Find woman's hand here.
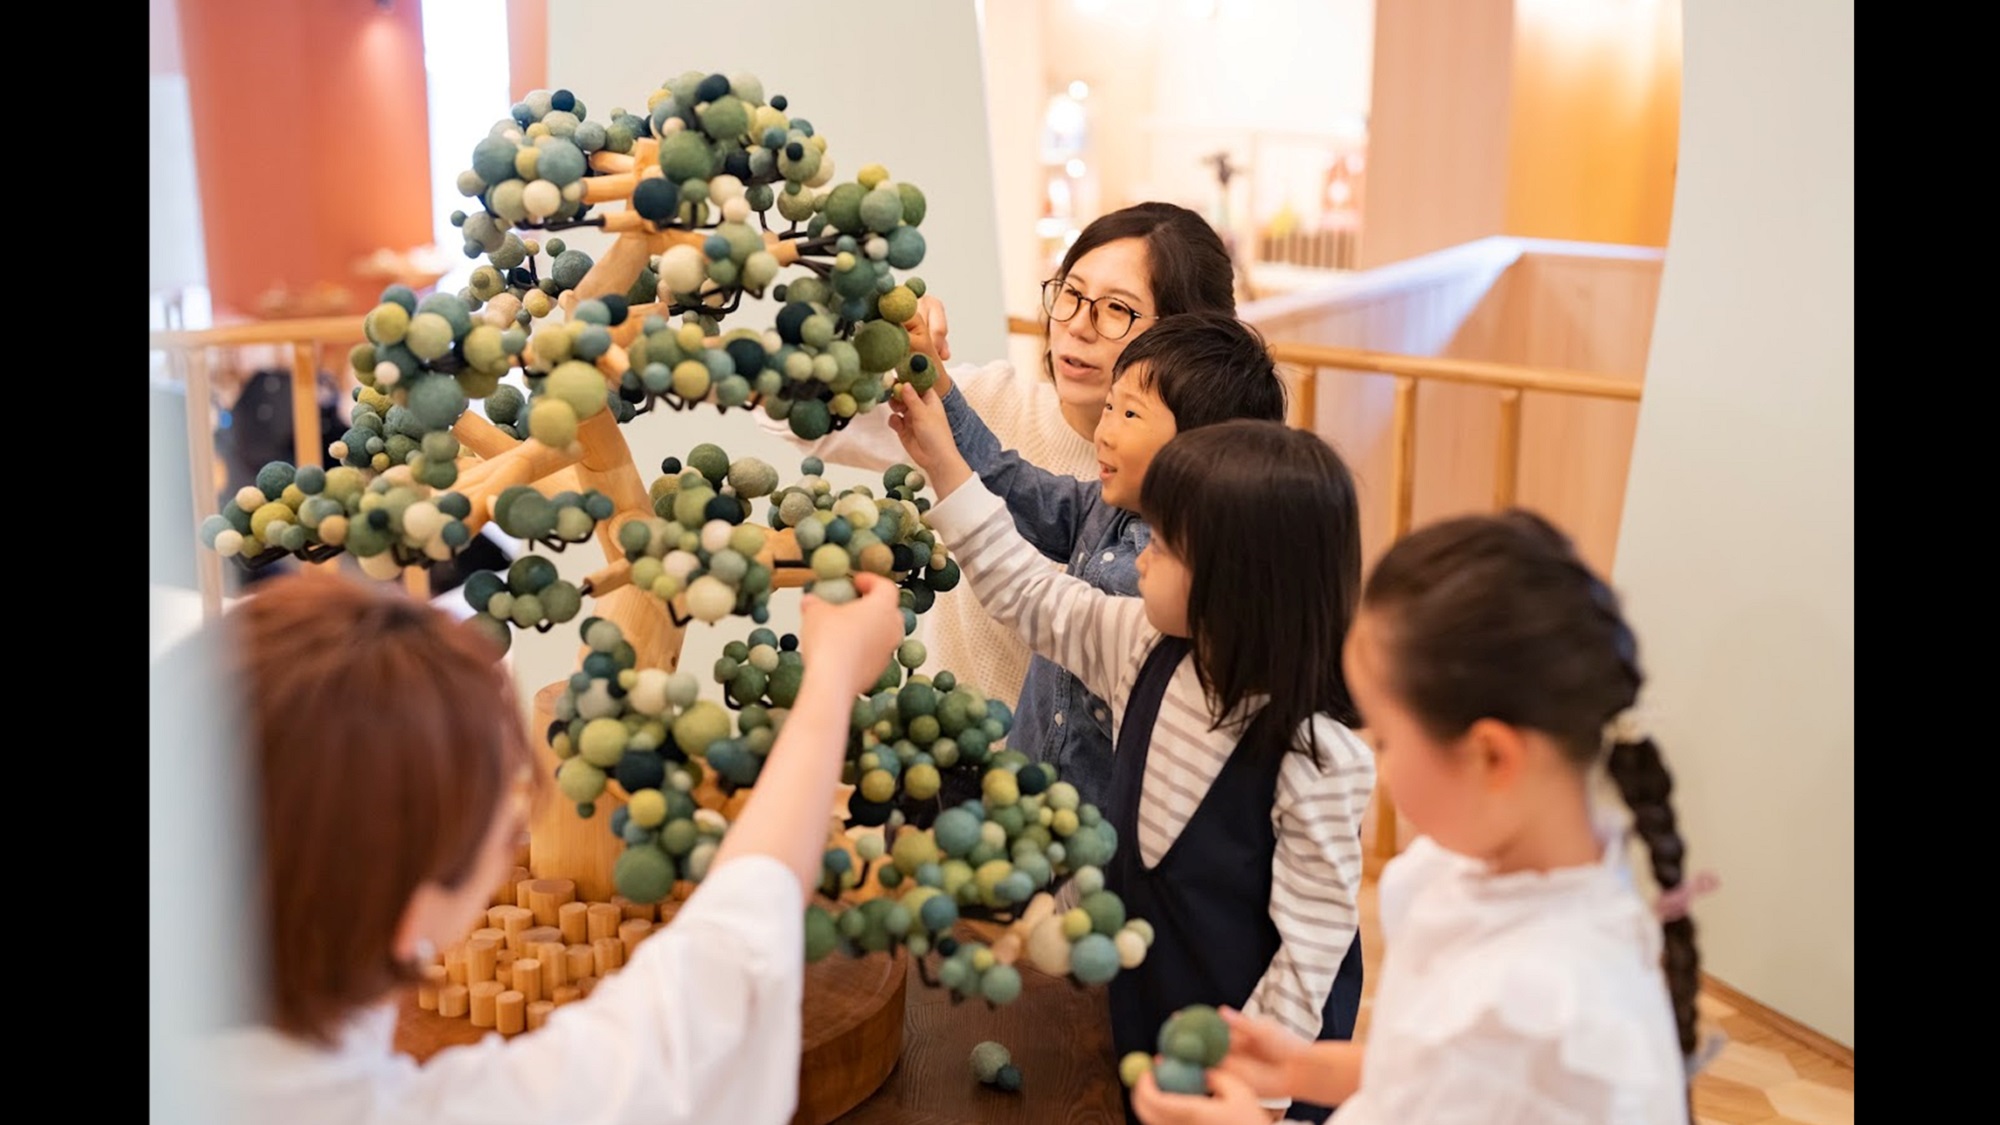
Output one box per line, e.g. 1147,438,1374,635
886,383,972,499
901,293,955,397
798,572,905,698
1130,1069,1271,1125
1214,1007,1311,1101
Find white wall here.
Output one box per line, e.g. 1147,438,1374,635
506,0,1009,714
1612,0,1852,1047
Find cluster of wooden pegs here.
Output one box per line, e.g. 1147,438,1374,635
414,837,668,1037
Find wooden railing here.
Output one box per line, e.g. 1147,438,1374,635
150,316,373,618
1008,315,1646,864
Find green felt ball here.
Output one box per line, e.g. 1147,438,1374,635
613,844,677,904
685,442,730,484
896,183,927,228
1068,933,1120,986
859,185,905,234
1160,1005,1230,1067
556,757,607,803
578,717,628,768
1152,1057,1207,1097
852,319,907,374
886,226,927,270
1080,890,1126,937
404,312,455,362
824,181,866,234
993,1064,1022,1093
483,384,526,425
1119,1052,1152,1089
970,1040,1012,1084
804,905,839,962
406,373,469,432
508,553,557,596
658,130,715,181
552,249,594,290
980,964,1023,1006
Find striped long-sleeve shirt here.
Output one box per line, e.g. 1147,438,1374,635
926,479,1375,1043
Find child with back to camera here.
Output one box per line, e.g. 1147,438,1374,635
1131,509,1711,1125
172,567,905,1125
890,407,1374,1124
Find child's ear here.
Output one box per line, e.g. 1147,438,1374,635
1465,718,1527,793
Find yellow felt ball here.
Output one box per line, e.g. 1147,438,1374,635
318,514,349,546
281,484,307,511
532,326,574,365
671,359,711,400
529,396,580,448
627,787,668,828
858,163,890,189
546,360,608,419
1062,908,1093,941
1115,929,1148,969
249,501,294,545
524,289,553,318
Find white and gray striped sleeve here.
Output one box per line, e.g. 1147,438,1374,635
1239,719,1377,1043
923,479,1153,706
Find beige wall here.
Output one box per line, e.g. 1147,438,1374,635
1613,0,1852,1047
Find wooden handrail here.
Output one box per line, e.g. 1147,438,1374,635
1005,314,1641,401
149,316,367,350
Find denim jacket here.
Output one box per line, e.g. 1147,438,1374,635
942,384,1149,814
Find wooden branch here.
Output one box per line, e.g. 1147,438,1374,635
454,411,519,460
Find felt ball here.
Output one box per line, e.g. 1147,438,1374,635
685,575,736,623
658,130,714,181
886,225,927,270
1026,915,1073,977
364,301,411,347
672,700,731,758
970,1040,1012,1084
577,717,627,768
1151,1057,1207,1097
556,757,607,803
1080,891,1126,936
613,844,677,904
980,963,1023,1006
804,905,839,962
1068,933,1120,986
860,185,905,234
546,360,608,420
627,787,668,829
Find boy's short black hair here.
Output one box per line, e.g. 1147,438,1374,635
1110,310,1287,430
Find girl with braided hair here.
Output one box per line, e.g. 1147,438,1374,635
1132,508,1708,1125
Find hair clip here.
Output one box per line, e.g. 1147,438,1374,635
1685,1029,1728,1079
1655,870,1719,923
1602,707,1647,748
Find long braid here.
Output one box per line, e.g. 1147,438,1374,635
1606,734,1701,1058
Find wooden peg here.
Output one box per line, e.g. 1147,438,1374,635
496,989,526,1036
557,901,591,945
565,943,596,982
438,983,469,1019
527,999,555,1031
468,981,504,1028
593,936,624,976
551,984,581,1007
467,936,500,984
577,975,599,999
586,903,623,942
417,965,447,1011
611,895,656,923
444,945,468,986
520,925,564,954
490,906,534,953
511,958,544,1004
619,918,652,959
531,940,568,993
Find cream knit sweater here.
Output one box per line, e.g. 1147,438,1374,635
753,359,1097,710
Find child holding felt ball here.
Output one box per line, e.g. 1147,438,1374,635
1131,511,1706,1125
172,568,907,1125
889,406,1374,1125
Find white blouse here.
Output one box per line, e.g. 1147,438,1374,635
195,855,805,1125
1327,825,1690,1125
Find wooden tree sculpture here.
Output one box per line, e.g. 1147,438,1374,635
195,73,1153,1123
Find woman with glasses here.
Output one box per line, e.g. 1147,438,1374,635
757,201,1238,720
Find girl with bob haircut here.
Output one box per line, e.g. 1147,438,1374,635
893,410,1374,1124
1133,510,1706,1125
175,567,906,1125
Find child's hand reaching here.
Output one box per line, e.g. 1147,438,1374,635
798,572,906,698
1214,1007,1311,1100
1130,1069,1269,1125
899,293,955,397
887,383,973,499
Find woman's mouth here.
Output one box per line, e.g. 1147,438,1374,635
1056,355,1099,382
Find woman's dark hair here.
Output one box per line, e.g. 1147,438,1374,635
1139,420,1361,771
1111,310,1287,431
1359,508,1702,1060
1041,201,1237,383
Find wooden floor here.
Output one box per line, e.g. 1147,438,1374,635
1350,872,1855,1125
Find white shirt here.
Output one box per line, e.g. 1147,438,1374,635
1327,828,1690,1125
196,855,805,1125
927,480,1373,1048
754,358,1098,711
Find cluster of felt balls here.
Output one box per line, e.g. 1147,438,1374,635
766,457,962,613
1121,1004,1232,1097
459,554,585,656
620,443,785,625
351,285,524,417
199,460,476,579
970,1041,1023,1093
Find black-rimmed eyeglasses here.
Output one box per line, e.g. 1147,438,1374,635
1041,278,1157,341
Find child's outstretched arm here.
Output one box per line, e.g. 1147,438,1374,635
901,310,1099,561
710,571,907,900
1238,726,1374,1060
899,418,1153,708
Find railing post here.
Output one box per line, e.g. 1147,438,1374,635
183,348,226,620
1495,388,1522,509
1389,375,1419,539
1287,365,1318,432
